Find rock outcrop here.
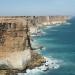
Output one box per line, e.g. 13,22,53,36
26,51,46,69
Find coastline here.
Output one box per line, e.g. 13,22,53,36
0,16,70,75
26,18,71,73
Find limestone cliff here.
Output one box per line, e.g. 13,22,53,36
25,16,70,26
0,16,70,64
0,17,32,57
0,17,33,71
0,16,70,75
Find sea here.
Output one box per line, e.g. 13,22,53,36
19,17,75,75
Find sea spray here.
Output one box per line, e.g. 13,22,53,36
18,56,62,75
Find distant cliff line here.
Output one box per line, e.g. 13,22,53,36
0,16,70,25
31,16,70,25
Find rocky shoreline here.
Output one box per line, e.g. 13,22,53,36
0,51,46,75
27,51,46,69
0,16,70,75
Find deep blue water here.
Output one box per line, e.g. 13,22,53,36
33,17,75,75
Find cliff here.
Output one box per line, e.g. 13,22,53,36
0,17,33,75
27,16,70,26
0,16,70,75
0,16,46,75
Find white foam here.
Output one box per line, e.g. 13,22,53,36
18,57,62,75
65,22,71,25
39,31,47,36
43,57,61,69
18,68,43,75
30,34,37,37
45,25,54,29
50,29,59,32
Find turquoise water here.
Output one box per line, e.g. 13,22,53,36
33,18,75,75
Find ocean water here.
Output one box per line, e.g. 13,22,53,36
19,17,75,75
30,17,75,75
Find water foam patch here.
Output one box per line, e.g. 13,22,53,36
18,57,63,75
63,22,71,25
43,57,62,69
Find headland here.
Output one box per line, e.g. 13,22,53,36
0,16,70,75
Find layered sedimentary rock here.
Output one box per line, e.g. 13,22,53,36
27,16,70,26
0,17,32,57
0,16,69,53
0,16,70,75
0,17,33,71
28,16,70,34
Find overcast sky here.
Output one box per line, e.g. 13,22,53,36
0,0,75,16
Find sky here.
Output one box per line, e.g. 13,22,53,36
0,0,75,16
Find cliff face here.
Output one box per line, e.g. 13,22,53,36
0,16,70,59
0,16,69,70
0,16,70,75
0,17,32,58
0,17,31,72
25,16,70,26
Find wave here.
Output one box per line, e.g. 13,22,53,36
30,22,71,37
44,24,62,30
66,22,71,25
49,22,71,27
30,31,47,37
63,22,71,25
40,30,47,35
50,29,59,32
18,57,63,75
44,25,56,29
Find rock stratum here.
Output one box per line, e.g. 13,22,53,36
0,16,69,75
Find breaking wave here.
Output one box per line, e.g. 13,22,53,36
18,57,63,75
